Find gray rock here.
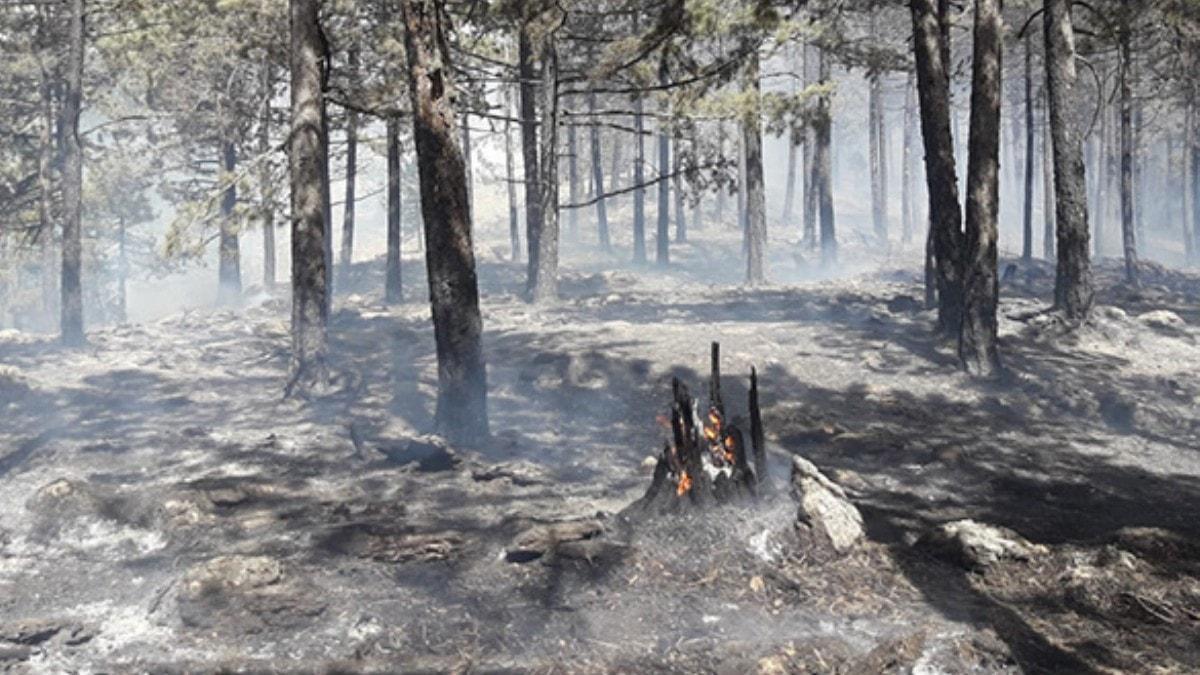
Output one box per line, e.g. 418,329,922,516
1137,310,1186,332
790,456,864,553
918,519,1046,570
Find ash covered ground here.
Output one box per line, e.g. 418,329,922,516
2,233,1200,673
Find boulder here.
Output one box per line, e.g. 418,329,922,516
1137,310,1186,332
918,519,1046,570
790,456,864,553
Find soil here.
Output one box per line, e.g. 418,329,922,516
1,231,1198,673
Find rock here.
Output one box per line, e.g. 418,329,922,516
507,519,604,563
640,455,659,473
885,295,924,314
1098,306,1128,322
377,436,459,472
1137,310,1186,332
918,519,1046,570
790,456,864,553
182,555,283,597
322,525,462,563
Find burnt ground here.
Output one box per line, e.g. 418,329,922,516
1,234,1199,673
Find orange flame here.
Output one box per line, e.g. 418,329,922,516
723,435,737,465
676,471,693,496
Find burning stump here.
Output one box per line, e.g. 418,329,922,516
632,343,769,514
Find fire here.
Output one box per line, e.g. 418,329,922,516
723,434,737,465
676,470,693,496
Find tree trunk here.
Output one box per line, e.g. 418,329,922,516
531,32,560,302
259,58,276,290
1192,100,1200,260
689,123,703,231
38,59,56,319
674,127,687,243
400,0,489,444
782,44,799,230
1119,22,1138,285
814,47,836,265
656,56,670,267
287,0,330,392
386,116,403,304
60,0,84,346
959,0,1003,377
504,76,521,261
902,70,915,245
116,216,127,323
518,20,544,285
1044,0,1093,321
1022,35,1035,261
743,43,766,284
717,122,728,226
338,52,359,288
869,14,887,247
803,44,817,250
1178,121,1191,259
462,112,473,221
1042,94,1055,260
910,0,964,336
588,92,610,250
737,131,748,248
1134,102,1144,245
632,10,647,265
566,97,579,242
217,139,241,305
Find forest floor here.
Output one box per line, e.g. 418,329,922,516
2,228,1200,673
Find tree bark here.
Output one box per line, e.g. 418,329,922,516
259,57,276,290
288,0,330,392
1118,20,1138,285
782,44,799,231
1192,100,1200,260
385,116,403,304
588,92,610,250
743,43,766,284
869,14,887,246
217,139,241,305
959,0,1003,377
531,32,560,302
566,97,579,242
717,122,728,227
814,47,836,265
462,112,473,221
400,0,489,444
673,127,687,243
60,0,84,346
1042,94,1055,261
632,11,647,264
338,51,360,288
38,58,56,319
1022,35,1035,261
902,69,915,245
910,0,964,335
803,43,817,250
1044,0,1093,321
656,55,670,267
504,75,521,261
517,20,544,285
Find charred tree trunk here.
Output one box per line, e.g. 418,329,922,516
902,70,916,245
782,44,799,231
588,92,610,250
400,0,489,444
217,139,241,305
1022,35,1035,261
803,44,817,250
517,21,544,287
566,99,579,242
462,112,473,221
869,16,887,246
911,0,964,336
287,0,330,393
259,58,276,290
504,76,521,262
743,44,766,285
1042,95,1055,261
1119,16,1138,285
1044,0,1093,321
337,110,359,285
531,32,560,303
815,48,836,265
632,11,647,265
717,122,728,226
674,129,688,243
959,0,1003,377
656,56,670,267
37,58,56,319
60,0,84,346
338,52,360,288
689,124,702,232
385,116,403,304
737,132,748,244
1192,100,1200,260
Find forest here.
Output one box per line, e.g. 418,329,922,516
1,0,1199,671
